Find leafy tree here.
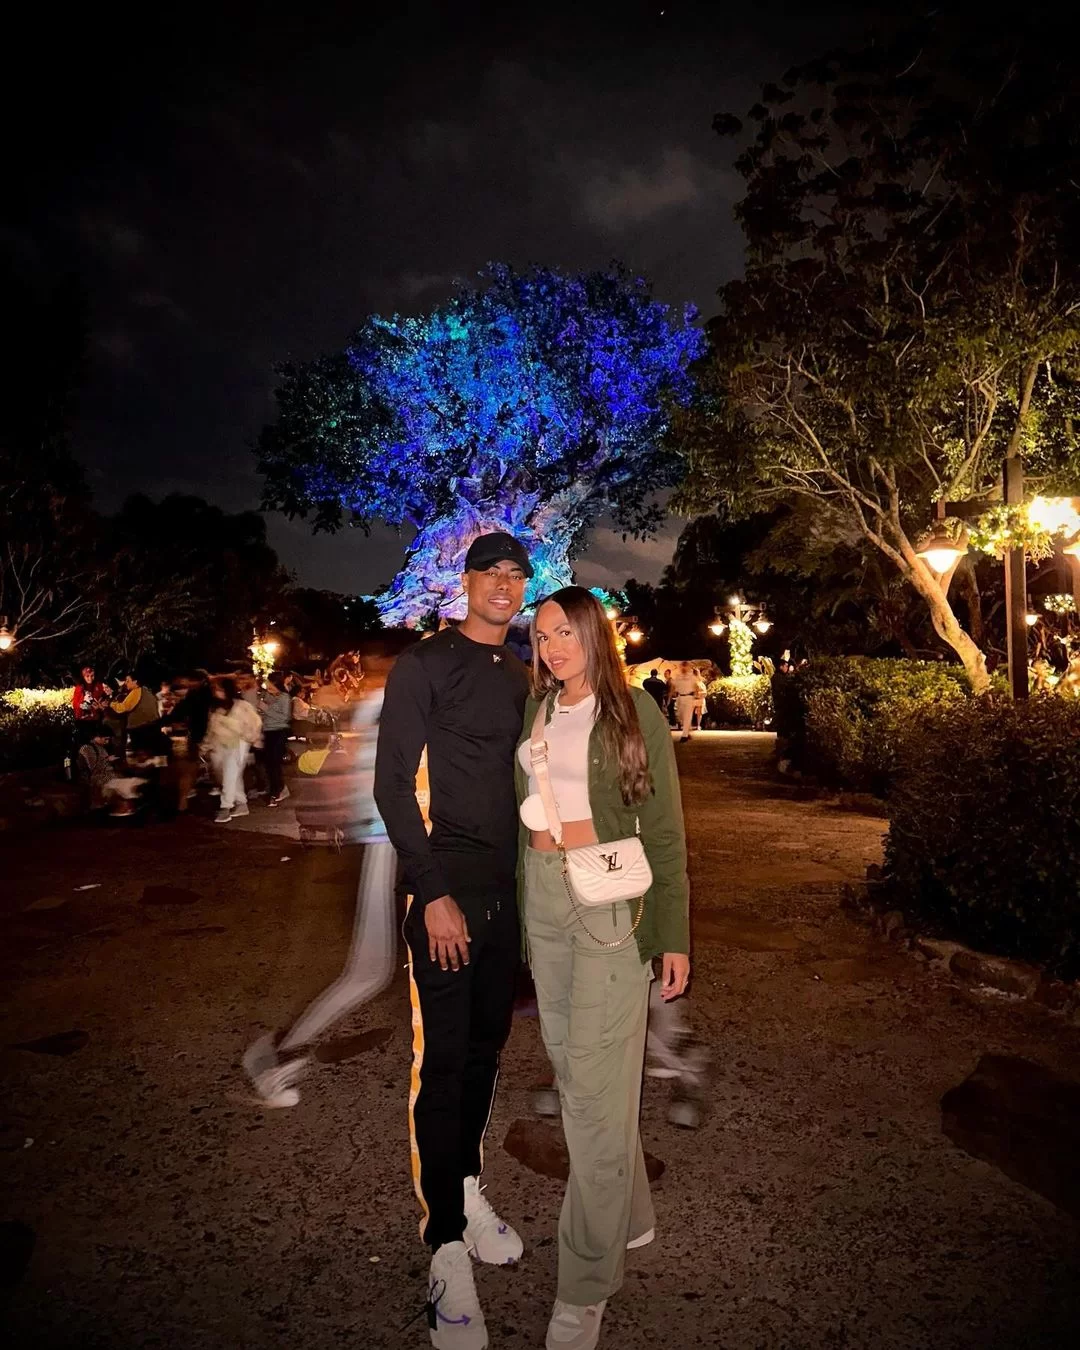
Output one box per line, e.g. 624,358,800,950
675,19,1080,692
258,264,704,625
89,495,292,671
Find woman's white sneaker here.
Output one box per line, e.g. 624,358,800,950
545,1298,607,1350
428,1240,488,1349
462,1176,523,1264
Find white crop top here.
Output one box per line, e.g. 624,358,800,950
517,693,595,830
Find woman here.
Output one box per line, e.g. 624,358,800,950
203,678,261,823
515,586,689,1350
72,666,108,724
259,671,292,806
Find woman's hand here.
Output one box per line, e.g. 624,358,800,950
660,952,690,1001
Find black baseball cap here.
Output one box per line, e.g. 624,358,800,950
463,531,534,578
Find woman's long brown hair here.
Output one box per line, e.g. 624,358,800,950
531,586,651,806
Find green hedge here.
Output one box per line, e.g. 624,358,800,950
0,696,75,774
706,675,772,728
772,657,970,794
886,697,1080,977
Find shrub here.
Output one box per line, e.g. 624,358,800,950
706,675,772,728
886,697,1080,977
0,689,76,774
773,657,969,793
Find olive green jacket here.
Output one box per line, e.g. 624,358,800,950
514,685,690,964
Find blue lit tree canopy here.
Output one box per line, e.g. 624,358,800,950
258,264,704,624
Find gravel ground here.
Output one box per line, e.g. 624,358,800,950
2,731,1078,1350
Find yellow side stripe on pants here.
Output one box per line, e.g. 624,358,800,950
404,894,430,1243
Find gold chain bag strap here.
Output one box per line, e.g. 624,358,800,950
529,702,651,949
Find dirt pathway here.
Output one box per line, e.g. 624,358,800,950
2,732,1078,1349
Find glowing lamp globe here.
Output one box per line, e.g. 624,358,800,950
917,528,966,574
627,627,644,644
709,620,725,637
605,607,619,621
754,617,772,635
1025,612,1040,627
0,621,13,652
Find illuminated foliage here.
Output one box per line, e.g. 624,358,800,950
258,265,703,624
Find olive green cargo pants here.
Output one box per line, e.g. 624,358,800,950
524,847,655,1306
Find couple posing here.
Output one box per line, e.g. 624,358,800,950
374,533,690,1350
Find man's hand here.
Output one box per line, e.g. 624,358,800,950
425,895,471,972
659,952,690,1001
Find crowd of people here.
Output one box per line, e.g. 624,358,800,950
68,659,380,823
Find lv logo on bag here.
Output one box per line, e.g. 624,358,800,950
600,851,621,873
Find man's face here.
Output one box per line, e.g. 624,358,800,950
462,559,527,627
124,675,137,691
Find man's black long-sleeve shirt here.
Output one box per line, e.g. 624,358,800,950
373,628,529,905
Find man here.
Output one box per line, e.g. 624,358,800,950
642,667,668,712
109,670,163,757
669,661,700,742
375,532,531,1350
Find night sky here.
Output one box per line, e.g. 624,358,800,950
7,1,878,594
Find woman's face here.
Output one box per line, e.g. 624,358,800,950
82,667,95,683
536,601,587,686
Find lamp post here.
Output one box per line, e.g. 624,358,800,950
918,460,1029,699
604,606,644,664
708,595,771,678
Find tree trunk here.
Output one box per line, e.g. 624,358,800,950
905,554,991,693
953,558,984,646
374,486,588,627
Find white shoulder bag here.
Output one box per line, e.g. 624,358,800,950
529,701,652,948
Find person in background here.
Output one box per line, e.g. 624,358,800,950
516,586,689,1350
642,668,667,713
668,661,699,743
260,671,292,807
76,724,114,810
662,668,677,727
72,666,108,725
693,667,708,731
243,629,418,1105
203,678,262,823
109,670,163,757
156,679,177,722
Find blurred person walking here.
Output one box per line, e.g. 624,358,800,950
516,587,689,1350
242,631,417,1105
204,679,261,822
374,532,532,1350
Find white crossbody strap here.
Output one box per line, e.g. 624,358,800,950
529,701,564,845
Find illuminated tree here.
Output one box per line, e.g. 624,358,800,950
675,19,1080,692
258,264,704,625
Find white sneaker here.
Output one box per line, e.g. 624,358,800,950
463,1176,523,1265
276,785,290,802
546,1298,606,1350
626,1227,654,1250
427,1241,487,1349
230,803,250,818
214,808,232,824
242,1034,308,1108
